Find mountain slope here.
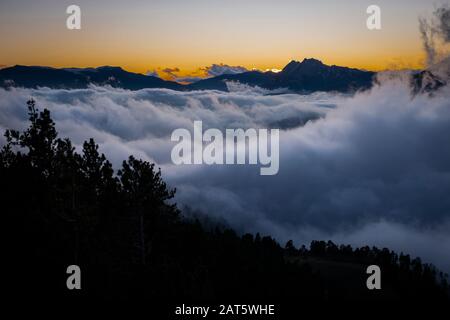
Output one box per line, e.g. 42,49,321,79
0,65,183,90
274,58,375,92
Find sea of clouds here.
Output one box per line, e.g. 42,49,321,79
1,77,450,271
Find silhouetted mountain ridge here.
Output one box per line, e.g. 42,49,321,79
188,58,376,92
0,65,182,90
1,59,375,93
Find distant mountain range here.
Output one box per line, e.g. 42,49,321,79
0,59,378,93
188,58,375,93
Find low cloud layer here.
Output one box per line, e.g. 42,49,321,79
1,78,450,271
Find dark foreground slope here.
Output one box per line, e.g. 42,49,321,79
2,100,448,308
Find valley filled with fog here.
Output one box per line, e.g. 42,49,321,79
1,74,450,271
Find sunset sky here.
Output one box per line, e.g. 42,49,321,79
0,0,442,78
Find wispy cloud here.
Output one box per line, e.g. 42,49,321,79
146,63,251,83
202,63,249,77
419,4,450,66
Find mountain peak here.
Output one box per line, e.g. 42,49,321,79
300,58,324,66
282,60,301,73
96,66,124,72
282,58,325,73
